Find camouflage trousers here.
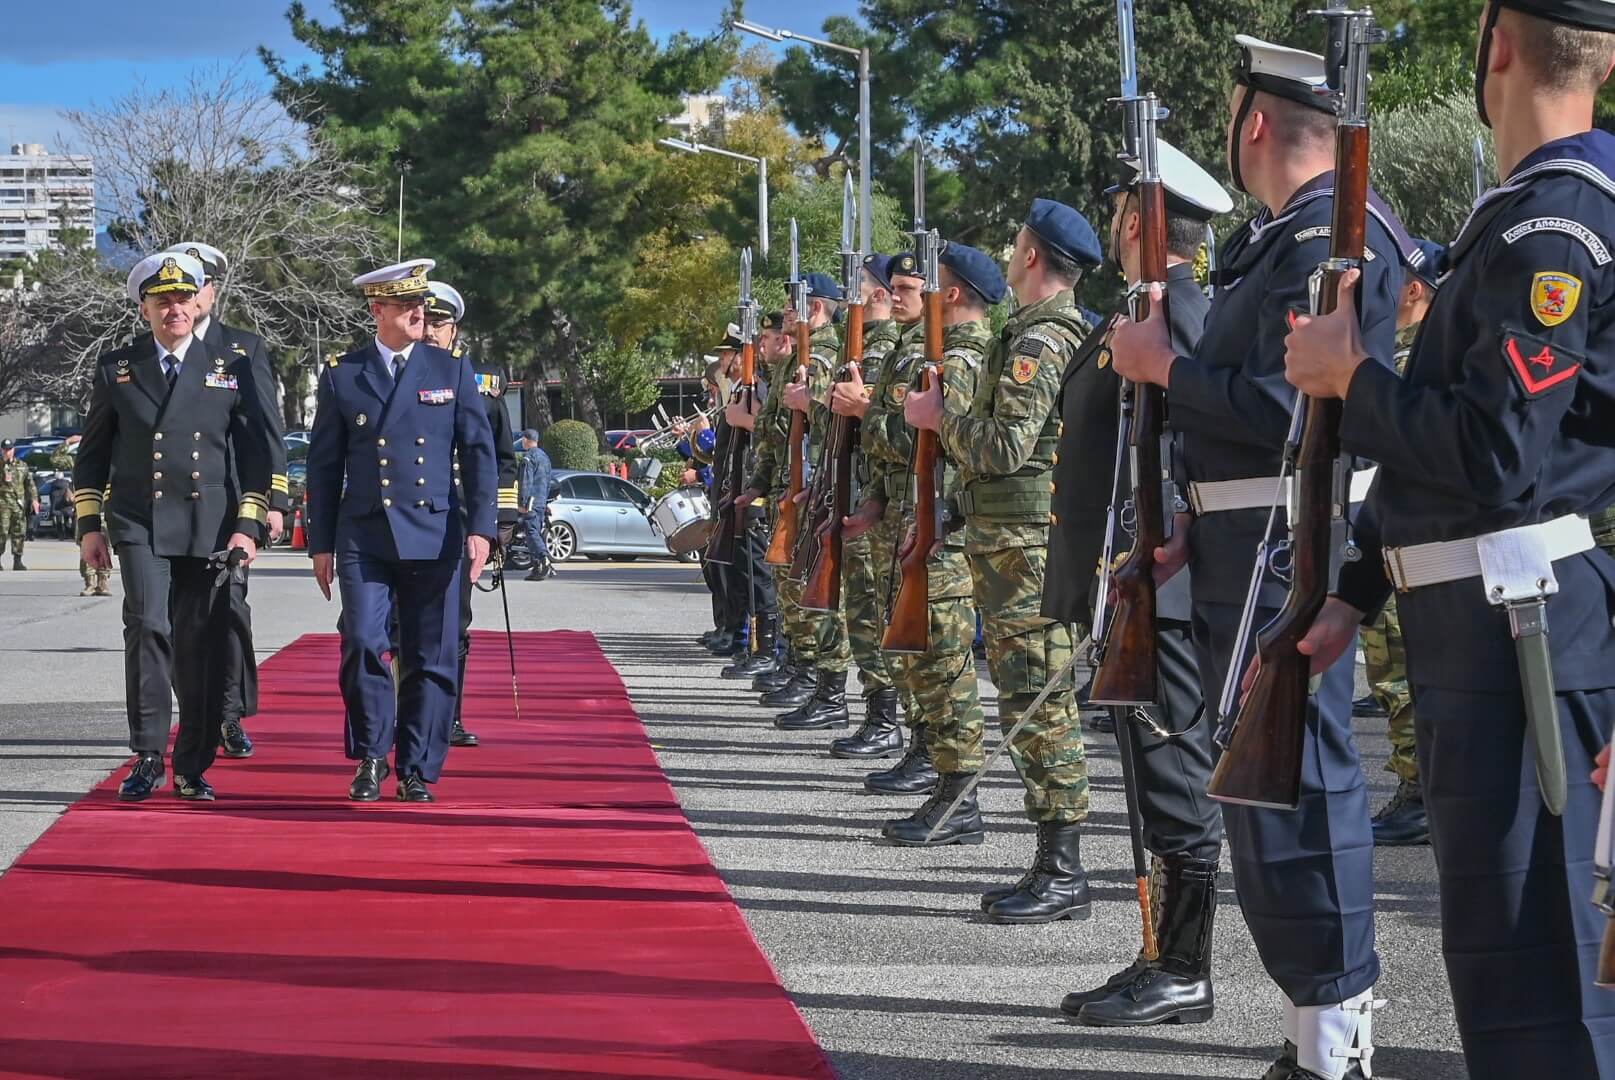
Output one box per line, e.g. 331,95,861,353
867,508,920,722
775,566,849,673
0,504,23,557
843,532,894,694
969,542,1087,823
1363,599,1417,785
888,544,984,773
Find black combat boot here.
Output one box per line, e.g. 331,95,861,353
1371,779,1429,846
984,820,1092,924
11,555,23,571
723,614,779,678
882,771,985,846
1075,855,1217,1026
775,668,850,730
760,665,815,708
864,722,939,794
830,688,903,759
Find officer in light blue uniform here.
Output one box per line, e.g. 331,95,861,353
304,258,498,803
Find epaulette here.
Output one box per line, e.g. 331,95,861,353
229,341,249,356
452,344,465,358
327,354,341,368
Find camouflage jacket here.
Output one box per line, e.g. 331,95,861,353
0,456,37,508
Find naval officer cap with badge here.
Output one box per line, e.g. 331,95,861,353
303,258,499,804
1285,2,1615,1075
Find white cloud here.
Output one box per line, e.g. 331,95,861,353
0,104,82,153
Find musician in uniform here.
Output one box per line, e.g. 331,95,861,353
423,279,519,748
869,242,996,848
158,241,286,760
702,328,747,655
712,327,777,667
1284,3,1615,1073
1047,143,1232,1026
825,254,904,757
1108,35,1413,1076
304,258,497,803
74,251,276,802
905,200,1097,923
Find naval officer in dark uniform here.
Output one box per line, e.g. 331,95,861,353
1046,140,1232,1028
304,258,498,803
423,279,519,748
1286,3,1615,1074
1108,34,1415,1078
74,251,276,802
158,240,289,761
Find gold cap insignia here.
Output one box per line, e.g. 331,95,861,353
157,258,183,284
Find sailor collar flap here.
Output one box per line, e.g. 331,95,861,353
1215,174,1414,286
1449,131,1615,274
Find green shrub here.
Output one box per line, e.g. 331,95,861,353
543,420,600,471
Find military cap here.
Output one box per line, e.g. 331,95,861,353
714,323,743,351
862,253,896,291
804,271,843,302
1406,237,1448,291
889,252,922,280
0,439,12,451
937,241,1008,306
1024,198,1103,269
1500,0,1615,30
162,241,227,283
352,258,435,300
1105,138,1235,223
760,310,787,332
426,281,466,322
126,251,205,303
1235,35,1334,114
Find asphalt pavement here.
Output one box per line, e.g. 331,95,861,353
0,537,1466,1078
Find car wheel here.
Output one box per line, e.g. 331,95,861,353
505,543,533,573
679,549,701,564
546,521,577,562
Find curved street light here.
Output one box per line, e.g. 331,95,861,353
657,138,770,262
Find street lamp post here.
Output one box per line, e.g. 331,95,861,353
657,138,770,262
733,18,871,258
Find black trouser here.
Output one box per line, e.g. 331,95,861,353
1123,618,1222,863
220,567,259,723
117,543,230,775
453,540,477,727
722,509,777,628
701,555,727,630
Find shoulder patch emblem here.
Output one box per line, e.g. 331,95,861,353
1020,331,1062,357
1294,225,1376,259
1011,354,1039,384
943,348,979,369
1503,328,1582,398
890,384,909,405
1503,217,1613,266
1531,271,1582,327
1097,347,1112,370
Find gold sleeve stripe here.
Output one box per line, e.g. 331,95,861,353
271,474,290,493
74,492,104,513
237,502,267,523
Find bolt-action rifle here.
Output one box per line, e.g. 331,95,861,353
767,220,810,567
705,248,758,565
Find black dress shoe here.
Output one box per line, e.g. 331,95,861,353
1371,780,1429,846
705,630,739,655
174,774,216,801
984,820,1093,924
450,717,480,747
118,753,165,801
349,757,390,802
397,774,434,802
220,719,255,758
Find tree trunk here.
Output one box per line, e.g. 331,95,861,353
548,304,604,446
523,352,555,432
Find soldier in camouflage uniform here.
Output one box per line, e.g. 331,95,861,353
51,437,111,594
741,273,851,727
0,440,38,571
907,204,1100,923
868,243,999,847
1363,238,1444,848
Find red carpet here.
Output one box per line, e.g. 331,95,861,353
0,631,836,1080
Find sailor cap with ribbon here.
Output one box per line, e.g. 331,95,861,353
126,251,205,303
162,241,227,283
426,281,466,322
353,258,435,300
1105,138,1236,222
1235,34,1334,113
1497,0,1615,31
715,323,743,351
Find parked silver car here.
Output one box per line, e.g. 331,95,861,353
544,470,690,562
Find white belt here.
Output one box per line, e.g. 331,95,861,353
1385,515,1595,593
1188,467,1378,515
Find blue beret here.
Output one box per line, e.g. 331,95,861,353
937,241,1008,306
1024,198,1103,269
862,253,894,291
696,428,717,454
804,272,843,302
888,252,922,280
1406,237,1447,290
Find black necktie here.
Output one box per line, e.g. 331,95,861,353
166,359,180,390
391,356,404,380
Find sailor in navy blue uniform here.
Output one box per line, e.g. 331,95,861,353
304,258,498,803
1047,140,1233,1029
1285,3,1615,1074
1109,34,1415,1079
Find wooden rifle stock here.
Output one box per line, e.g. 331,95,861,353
881,290,944,653
1207,123,1368,810
1601,920,1615,988
766,325,811,566
1090,180,1169,706
705,340,756,565
800,305,863,612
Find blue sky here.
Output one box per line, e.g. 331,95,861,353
0,1,857,151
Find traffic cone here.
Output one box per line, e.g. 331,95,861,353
290,507,307,550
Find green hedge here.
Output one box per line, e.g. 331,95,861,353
543,420,600,471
